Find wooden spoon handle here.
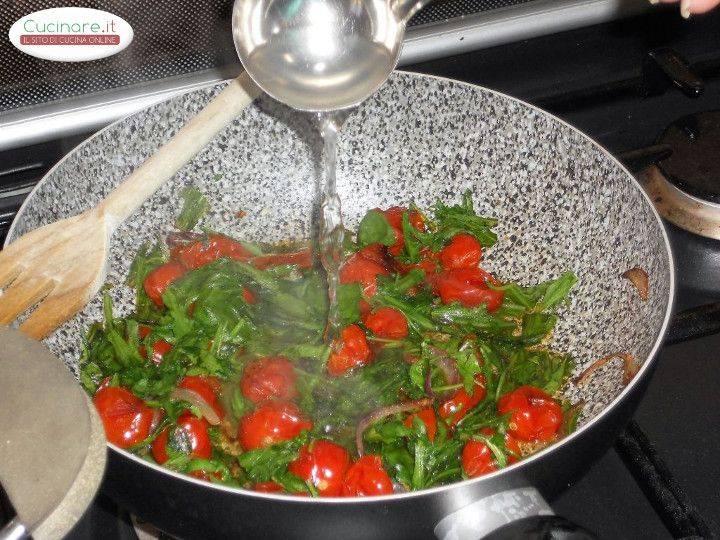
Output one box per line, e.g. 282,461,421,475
98,73,260,231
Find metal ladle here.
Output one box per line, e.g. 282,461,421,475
232,0,431,111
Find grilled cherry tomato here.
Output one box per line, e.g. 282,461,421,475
439,233,482,270
364,307,409,340
253,482,285,493
439,375,487,427
250,249,312,270
327,324,373,376
175,234,252,269
178,375,225,420
143,262,187,307
238,401,313,450
289,440,351,496
403,407,437,441
342,455,394,497
241,356,298,404
380,206,425,256
461,428,521,478
435,267,504,312
339,251,390,297
151,411,212,464
497,386,563,442
93,386,154,448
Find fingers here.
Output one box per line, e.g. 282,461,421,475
655,0,720,16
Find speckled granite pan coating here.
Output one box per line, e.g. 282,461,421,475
7,71,672,427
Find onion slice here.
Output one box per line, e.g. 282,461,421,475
575,352,639,387
166,231,203,249
427,346,460,385
169,387,221,425
622,267,649,301
356,398,432,456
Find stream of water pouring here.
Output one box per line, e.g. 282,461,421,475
317,113,345,340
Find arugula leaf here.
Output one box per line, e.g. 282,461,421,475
537,271,578,311
231,388,250,420
432,190,498,248
336,283,362,326
357,210,396,247
453,346,483,394
175,187,210,231
430,303,514,334
503,349,574,395
238,433,310,482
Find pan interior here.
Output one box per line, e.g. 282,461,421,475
8,71,671,432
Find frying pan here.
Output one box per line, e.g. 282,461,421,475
4,72,674,539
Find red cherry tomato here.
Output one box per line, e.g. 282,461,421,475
461,428,521,478
403,407,437,441
394,247,438,277
242,287,257,304
150,340,172,365
174,234,252,269
435,268,504,312
93,386,154,448
327,324,373,376
380,207,425,256
288,440,351,496
439,375,487,427
497,386,563,442
250,249,312,270
356,244,389,266
364,307,409,340
151,411,212,464
238,401,313,450
253,481,285,493
143,262,187,307
342,455,394,497
439,234,482,270
241,356,298,404
189,470,222,482
178,375,225,420
339,251,390,297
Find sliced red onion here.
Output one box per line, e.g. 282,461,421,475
169,387,221,425
166,231,203,249
575,352,639,388
622,267,649,301
356,398,432,456
427,346,460,385
149,408,163,433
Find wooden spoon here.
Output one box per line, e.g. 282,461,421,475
0,73,260,340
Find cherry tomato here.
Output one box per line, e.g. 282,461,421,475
461,428,521,478
253,481,285,493
364,307,409,340
327,324,373,376
138,325,173,364
241,356,298,404
497,386,563,442
439,234,482,270
151,411,212,464
143,262,187,307
380,206,425,256
242,287,257,304
342,455,394,497
403,407,437,441
435,267,504,312
189,470,222,482
178,375,225,420
339,251,390,297
356,244,389,266
93,386,154,448
251,249,312,270
238,401,313,450
439,375,487,427
175,234,252,270
394,247,438,277
288,440,351,496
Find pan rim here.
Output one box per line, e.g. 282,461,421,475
5,70,676,504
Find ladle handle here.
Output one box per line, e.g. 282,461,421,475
0,481,26,540
392,0,434,23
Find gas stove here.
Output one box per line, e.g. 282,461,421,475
3,5,720,540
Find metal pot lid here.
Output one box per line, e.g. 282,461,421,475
0,327,106,539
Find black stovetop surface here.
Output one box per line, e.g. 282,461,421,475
43,7,720,540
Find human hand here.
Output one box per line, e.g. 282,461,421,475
654,0,720,18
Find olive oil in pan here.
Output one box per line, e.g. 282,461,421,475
317,112,344,341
